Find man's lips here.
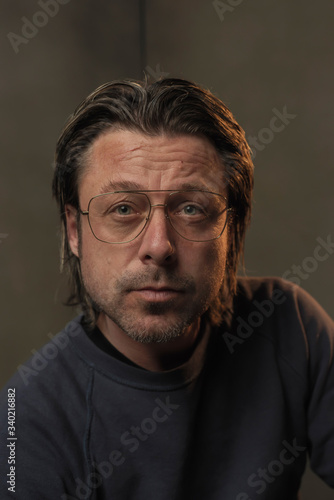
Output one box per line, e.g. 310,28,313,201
129,286,184,302
136,286,182,291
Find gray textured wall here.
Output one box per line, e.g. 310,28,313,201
1,1,333,497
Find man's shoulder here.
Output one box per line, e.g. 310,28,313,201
231,275,334,359
235,275,332,320
236,275,302,296
236,275,291,302
0,316,90,408
0,317,90,497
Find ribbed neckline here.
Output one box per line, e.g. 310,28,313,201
66,316,213,392
85,324,145,369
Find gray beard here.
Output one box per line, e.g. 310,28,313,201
104,314,192,344
84,269,210,344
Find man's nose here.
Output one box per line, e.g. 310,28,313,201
137,204,176,265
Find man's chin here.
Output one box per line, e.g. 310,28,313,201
109,311,194,344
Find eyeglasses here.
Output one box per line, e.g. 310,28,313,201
79,190,231,244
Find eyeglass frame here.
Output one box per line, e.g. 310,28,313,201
79,189,232,244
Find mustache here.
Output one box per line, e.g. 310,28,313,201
114,269,196,293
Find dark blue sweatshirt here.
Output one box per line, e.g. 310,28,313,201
1,277,333,499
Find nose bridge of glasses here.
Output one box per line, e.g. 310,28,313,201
147,202,169,220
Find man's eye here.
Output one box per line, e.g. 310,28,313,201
104,204,135,216
182,205,203,216
114,204,134,215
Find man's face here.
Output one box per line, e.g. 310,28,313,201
66,130,229,343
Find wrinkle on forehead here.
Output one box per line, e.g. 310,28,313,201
81,130,226,196
86,130,220,165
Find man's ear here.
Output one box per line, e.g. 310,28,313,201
65,205,79,257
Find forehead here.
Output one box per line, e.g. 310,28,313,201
80,129,226,196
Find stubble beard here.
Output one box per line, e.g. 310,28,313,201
78,223,225,343
83,268,219,344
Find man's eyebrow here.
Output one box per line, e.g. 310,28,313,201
98,180,212,194
179,182,210,191
99,180,143,194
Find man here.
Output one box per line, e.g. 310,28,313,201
0,78,333,499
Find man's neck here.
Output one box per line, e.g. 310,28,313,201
96,315,202,372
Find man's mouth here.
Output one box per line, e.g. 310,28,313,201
130,286,184,302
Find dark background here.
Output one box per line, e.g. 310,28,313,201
1,1,333,497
